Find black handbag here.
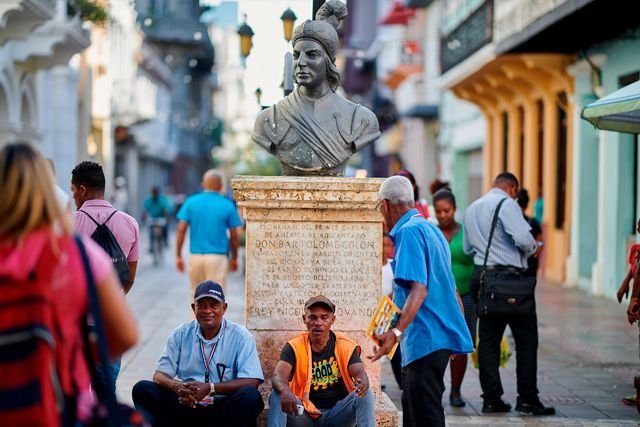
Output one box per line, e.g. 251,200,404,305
75,238,150,427
477,199,536,317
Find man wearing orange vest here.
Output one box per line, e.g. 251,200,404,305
268,295,375,427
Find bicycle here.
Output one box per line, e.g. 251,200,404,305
150,218,166,266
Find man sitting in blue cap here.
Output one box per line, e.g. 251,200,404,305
132,280,264,426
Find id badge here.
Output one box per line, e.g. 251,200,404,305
199,395,214,406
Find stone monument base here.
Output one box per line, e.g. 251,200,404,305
232,176,399,426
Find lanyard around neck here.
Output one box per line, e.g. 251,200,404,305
199,320,225,383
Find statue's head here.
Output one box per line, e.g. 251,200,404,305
292,0,346,91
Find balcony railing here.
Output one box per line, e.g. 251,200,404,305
494,0,567,43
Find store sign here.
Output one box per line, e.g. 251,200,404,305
440,0,493,73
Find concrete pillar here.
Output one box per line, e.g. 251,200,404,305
522,99,539,205
507,104,522,179
482,112,494,191
492,110,504,179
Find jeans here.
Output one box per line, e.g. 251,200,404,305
132,380,264,427
472,267,540,403
401,349,451,427
94,358,121,396
267,389,375,427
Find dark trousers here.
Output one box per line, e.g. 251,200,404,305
132,380,264,427
401,349,451,427
390,346,403,390
472,268,540,403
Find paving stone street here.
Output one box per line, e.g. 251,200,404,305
116,239,640,426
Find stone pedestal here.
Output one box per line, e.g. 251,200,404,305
231,176,398,426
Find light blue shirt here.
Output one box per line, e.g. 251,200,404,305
176,192,242,255
390,209,474,367
156,319,264,396
462,188,537,269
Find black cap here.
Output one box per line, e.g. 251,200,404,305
304,295,335,313
193,280,225,303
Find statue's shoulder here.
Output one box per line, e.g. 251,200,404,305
253,106,274,134
354,103,378,126
332,94,377,124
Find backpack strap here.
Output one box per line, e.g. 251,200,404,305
77,209,99,226
78,209,118,226
103,210,119,225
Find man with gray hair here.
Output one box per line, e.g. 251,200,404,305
370,176,473,427
175,169,242,295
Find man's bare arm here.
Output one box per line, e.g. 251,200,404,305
175,221,188,272
272,360,299,415
369,281,426,362
347,361,369,397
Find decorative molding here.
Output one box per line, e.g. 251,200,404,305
0,0,56,46
9,14,90,70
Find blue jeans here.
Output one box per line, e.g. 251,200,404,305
94,358,121,396
267,389,375,427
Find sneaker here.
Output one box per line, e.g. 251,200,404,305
481,399,511,413
515,399,556,415
622,394,636,406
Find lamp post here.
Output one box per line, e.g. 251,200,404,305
281,8,297,97
237,15,254,58
280,7,297,42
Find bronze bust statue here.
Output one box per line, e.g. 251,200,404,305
252,0,380,176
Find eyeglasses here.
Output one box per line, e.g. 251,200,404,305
375,199,385,211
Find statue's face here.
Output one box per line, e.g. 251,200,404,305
293,39,328,89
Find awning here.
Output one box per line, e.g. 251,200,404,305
581,80,640,134
403,104,438,119
383,64,423,90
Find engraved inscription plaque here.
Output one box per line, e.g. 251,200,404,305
246,221,381,330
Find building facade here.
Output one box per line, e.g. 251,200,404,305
0,0,90,191
437,0,640,297
135,0,216,195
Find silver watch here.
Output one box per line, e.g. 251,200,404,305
391,327,403,342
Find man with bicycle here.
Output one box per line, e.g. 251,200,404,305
143,186,172,250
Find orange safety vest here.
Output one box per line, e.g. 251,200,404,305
288,332,359,417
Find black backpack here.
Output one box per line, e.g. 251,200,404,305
79,209,130,288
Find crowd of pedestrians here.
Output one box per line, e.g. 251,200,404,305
2,140,624,427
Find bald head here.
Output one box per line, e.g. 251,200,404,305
202,169,224,192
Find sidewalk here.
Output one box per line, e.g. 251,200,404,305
117,245,639,425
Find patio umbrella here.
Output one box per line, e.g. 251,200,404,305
581,80,640,134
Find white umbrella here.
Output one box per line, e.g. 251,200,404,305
581,80,640,134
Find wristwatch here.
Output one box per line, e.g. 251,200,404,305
391,327,403,342
209,383,216,396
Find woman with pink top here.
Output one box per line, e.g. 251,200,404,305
0,143,138,426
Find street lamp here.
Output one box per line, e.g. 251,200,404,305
280,7,297,42
237,15,254,58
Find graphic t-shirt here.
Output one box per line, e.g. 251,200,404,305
280,332,361,409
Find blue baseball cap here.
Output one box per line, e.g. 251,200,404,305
193,280,225,303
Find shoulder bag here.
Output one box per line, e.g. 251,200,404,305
75,237,149,427
477,199,537,317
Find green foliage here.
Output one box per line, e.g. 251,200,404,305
69,0,108,25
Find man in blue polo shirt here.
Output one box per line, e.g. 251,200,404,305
370,175,473,427
175,169,243,295
132,280,264,426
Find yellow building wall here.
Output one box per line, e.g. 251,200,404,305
453,54,574,283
